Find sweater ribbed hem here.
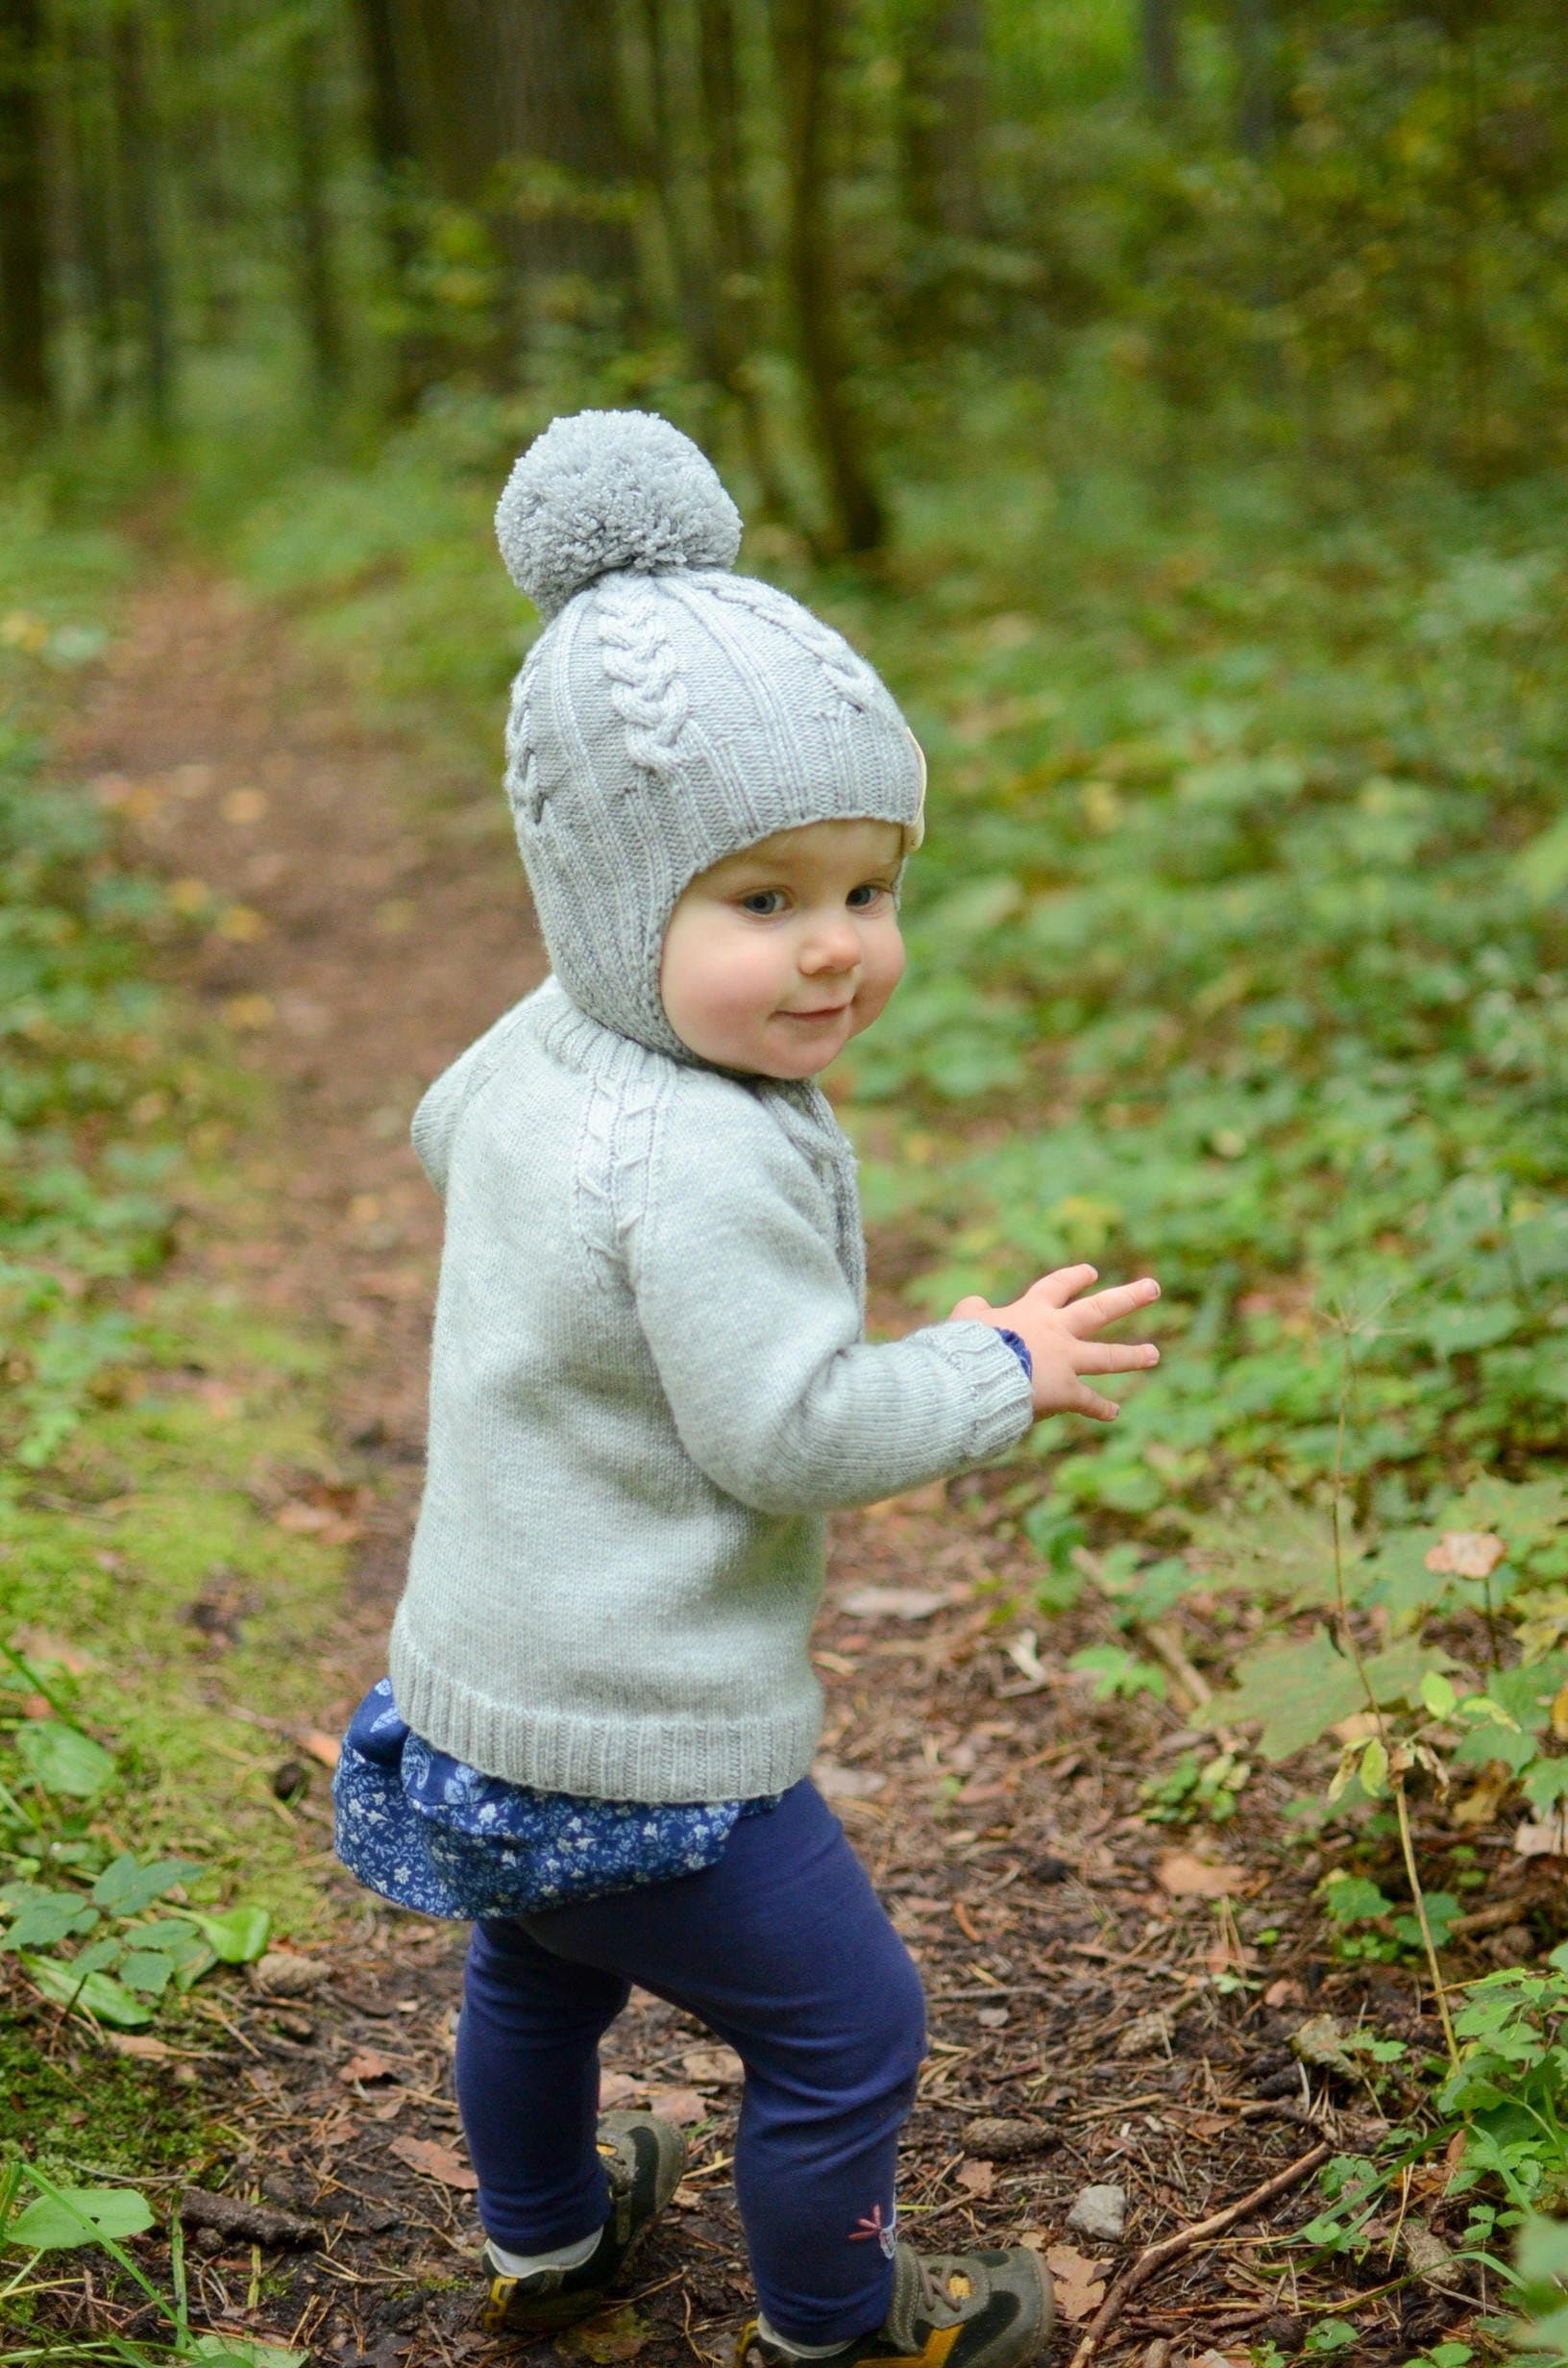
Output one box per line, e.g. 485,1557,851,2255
387,1616,823,1805
916,1318,1037,1460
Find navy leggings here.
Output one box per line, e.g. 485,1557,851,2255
454,1779,926,2345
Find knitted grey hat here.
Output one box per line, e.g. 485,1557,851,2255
497,408,926,1061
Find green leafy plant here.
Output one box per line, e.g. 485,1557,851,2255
0,2159,306,2365
0,1646,271,2032
1509,2211,1568,2364
1068,1642,1166,1703
1440,1959,1568,2220
1139,1745,1249,1826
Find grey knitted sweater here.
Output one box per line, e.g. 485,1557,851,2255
388,975,1035,1804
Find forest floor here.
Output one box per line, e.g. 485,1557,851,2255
33,576,1487,2368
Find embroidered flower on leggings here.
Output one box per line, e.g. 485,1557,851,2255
848,2203,896,2258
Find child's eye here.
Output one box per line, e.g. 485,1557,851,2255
846,882,890,910
739,890,787,917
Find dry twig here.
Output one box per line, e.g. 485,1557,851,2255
1066,2141,1331,2367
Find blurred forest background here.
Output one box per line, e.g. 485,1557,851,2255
3,6,1568,2343
4,0,1568,512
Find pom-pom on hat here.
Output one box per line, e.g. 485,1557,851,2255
497,407,926,1063
497,409,744,620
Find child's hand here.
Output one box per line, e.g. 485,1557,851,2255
950,1264,1161,1422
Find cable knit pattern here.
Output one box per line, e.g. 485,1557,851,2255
592,576,693,779
503,650,545,826
698,573,882,713
388,979,1035,1803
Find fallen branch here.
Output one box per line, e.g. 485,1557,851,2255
179,2187,319,2249
1066,2140,1331,2367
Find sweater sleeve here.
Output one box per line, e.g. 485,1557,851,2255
625,1093,1034,1517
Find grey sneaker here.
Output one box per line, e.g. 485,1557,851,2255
736,2240,1054,2368
479,2110,687,2334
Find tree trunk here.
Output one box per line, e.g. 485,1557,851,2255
0,0,53,417
350,0,429,409
902,0,987,240
633,0,717,418
291,24,346,409
1141,0,1181,112
1234,0,1273,157
61,10,119,415
695,0,795,521
771,0,884,554
409,0,636,297
110,4,173,436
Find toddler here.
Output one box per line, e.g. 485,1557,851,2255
334,409,1161,2368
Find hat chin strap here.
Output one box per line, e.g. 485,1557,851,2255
903,728,927,851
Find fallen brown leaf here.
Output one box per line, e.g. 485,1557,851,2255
1425,1530,1506,1580
338,2048,396,2084
1453,1762,1515,1828
1515,1814,1568,1859
812,1760,886,1800
1157,1850,1249,1899
600,2070,647,2108
956,2159,994,2198
557,2306,650,2362
644,2084,708,2127
1044,2243,1106,2325
680,2046,743,2086
840,1586,952,1621
388,2136,478,2191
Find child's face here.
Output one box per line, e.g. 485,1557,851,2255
659,818,907,1078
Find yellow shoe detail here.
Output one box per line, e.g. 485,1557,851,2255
480,2275,518,2334
875,2327,963,2368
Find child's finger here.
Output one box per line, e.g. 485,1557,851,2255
1069,1381,1121,1420
1075,1340,1160,1374
1026,1264,1099,1309
1062,1277,1161,1335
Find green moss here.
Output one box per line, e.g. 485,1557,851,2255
1,497,361,2206
0,1260,353,1932
0,2010,213,2181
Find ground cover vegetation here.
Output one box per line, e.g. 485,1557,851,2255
2,0,1567,2357
0,506,360,2356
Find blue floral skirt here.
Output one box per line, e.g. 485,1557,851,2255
331,1679,776,1921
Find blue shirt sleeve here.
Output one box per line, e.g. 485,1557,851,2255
994,1326,1033,1382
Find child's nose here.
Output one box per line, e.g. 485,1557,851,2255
799,918,861,974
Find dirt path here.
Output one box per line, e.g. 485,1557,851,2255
61,580,1459,2368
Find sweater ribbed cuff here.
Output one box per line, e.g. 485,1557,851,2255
913,1318,1036,1462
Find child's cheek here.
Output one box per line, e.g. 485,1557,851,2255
856,929,906,1027
701,931,776,1039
